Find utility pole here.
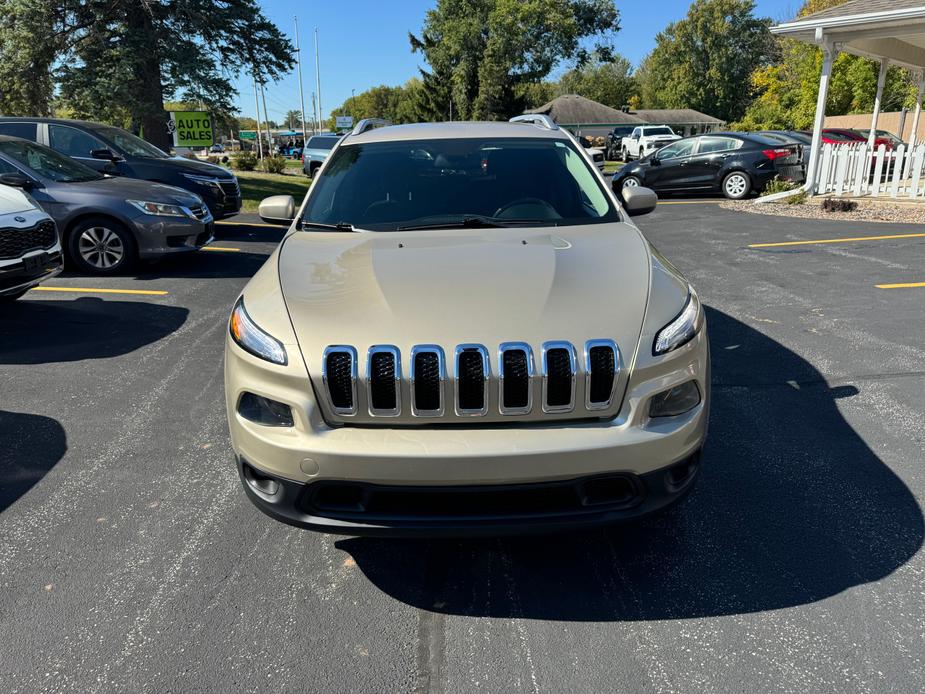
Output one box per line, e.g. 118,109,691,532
312,92,318,135
314,27,322,132
259,79,272,154
252,71,264,159
294,16,309,145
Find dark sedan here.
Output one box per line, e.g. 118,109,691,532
614,132,804,199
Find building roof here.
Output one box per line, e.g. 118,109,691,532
799,0,925,22
525,95,644,125
631,109,725,125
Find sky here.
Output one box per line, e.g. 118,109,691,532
236,0,803,125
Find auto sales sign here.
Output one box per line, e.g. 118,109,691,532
168,111,214,147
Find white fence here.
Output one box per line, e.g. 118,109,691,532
815,142,925,199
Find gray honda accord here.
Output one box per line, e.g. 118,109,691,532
0,135,213,274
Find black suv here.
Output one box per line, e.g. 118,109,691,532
606,125,637,160
0,118,241,219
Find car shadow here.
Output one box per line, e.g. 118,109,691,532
0,411,67,514
336,306,923,620
0,297,188,365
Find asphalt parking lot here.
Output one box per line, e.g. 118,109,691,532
2,200,924,693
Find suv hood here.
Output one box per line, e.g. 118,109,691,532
0,184,37,214
278,224,651,371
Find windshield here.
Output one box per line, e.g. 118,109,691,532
301,137,619,231
95,126,169,159
307,136,339,150
644,127,674,136
0,139,103,182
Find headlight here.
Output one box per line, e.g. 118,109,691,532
182,173,221,187
127,199,188,217
229,297,288,365
653,291,702,355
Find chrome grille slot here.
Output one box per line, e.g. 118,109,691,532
367,345,401,416
455,344,489,416
410,346,445,416
585,340,620,410
542,342,577,413
499,343,533,415
322,346,357,415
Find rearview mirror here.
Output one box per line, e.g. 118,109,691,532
0,172,34,189
258,195,296,225
90,148,123,162
622,186,658,217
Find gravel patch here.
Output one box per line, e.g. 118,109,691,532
720,197,925,224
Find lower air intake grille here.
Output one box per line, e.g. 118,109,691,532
324,348,356,414
587,342,618,408
0,220,57,260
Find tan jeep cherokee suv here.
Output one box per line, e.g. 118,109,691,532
224,116,709,536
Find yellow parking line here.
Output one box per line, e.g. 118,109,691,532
875,281,925,289
202,246,241,252
31,286,168,296
215,220,280,228
750,232,925,248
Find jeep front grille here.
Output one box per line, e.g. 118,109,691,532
319,340,621,423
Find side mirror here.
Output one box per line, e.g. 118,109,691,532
622,186,658,217
258,195,296,225
91,148,123,162
0,172,34,189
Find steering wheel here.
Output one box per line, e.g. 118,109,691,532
493,198,561,220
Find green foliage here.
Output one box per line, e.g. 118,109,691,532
410,0,621,121
761,176,797,196
554,54,637,108
261,155,287,174
231,151,258,171
0,0,293,151
636,0,775,123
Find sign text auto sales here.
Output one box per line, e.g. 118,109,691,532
167,111,214,147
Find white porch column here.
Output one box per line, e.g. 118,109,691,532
909,72,924,150
868,58,890,148
806,38,837,194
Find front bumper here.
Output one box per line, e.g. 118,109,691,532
131,215,214,259
0,249,63,295
225,325,710,535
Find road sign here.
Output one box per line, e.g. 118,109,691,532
238,130,257,140
335,116,354,130
168,111,214,147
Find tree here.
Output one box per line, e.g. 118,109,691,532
0,0,293,150
635,0,776,123
284,109,304,130
555,54,637,108
410,0,621,121
0,0,59,115
732,0,917,130
327,80,426,130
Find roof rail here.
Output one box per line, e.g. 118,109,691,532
509,114,558,130
350,118,392,136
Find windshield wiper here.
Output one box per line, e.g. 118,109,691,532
397,216,552,231
300,220,356,232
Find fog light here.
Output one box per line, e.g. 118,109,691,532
649,381,701,418
238,392,294,427
242,461,281,497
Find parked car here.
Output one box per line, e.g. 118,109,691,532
756,130,811,168
621,125,681,161
819,127,896,150
614,132,803,199
0,135,213,274
0,183,62,301
856,129,904,149
0,118,241,219
227,116,707,535
578,136,606,173
606,125,637,160
209,143,225,153
301,134,341,177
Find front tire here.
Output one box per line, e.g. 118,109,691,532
621,175,642,190
67,217,137,275
722,171,752,200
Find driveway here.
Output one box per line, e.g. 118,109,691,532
1,206,923,692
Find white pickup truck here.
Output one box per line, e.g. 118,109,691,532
622,125,682,161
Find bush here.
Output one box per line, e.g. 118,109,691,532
786,190,807,205
760,176,796,197
261,155,287,174
821,198,858,213
231,151,257,171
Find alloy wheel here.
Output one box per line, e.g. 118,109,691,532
622,177,640,188
77,226,125,270
725,174,748,198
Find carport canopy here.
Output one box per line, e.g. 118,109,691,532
772,1,925,192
